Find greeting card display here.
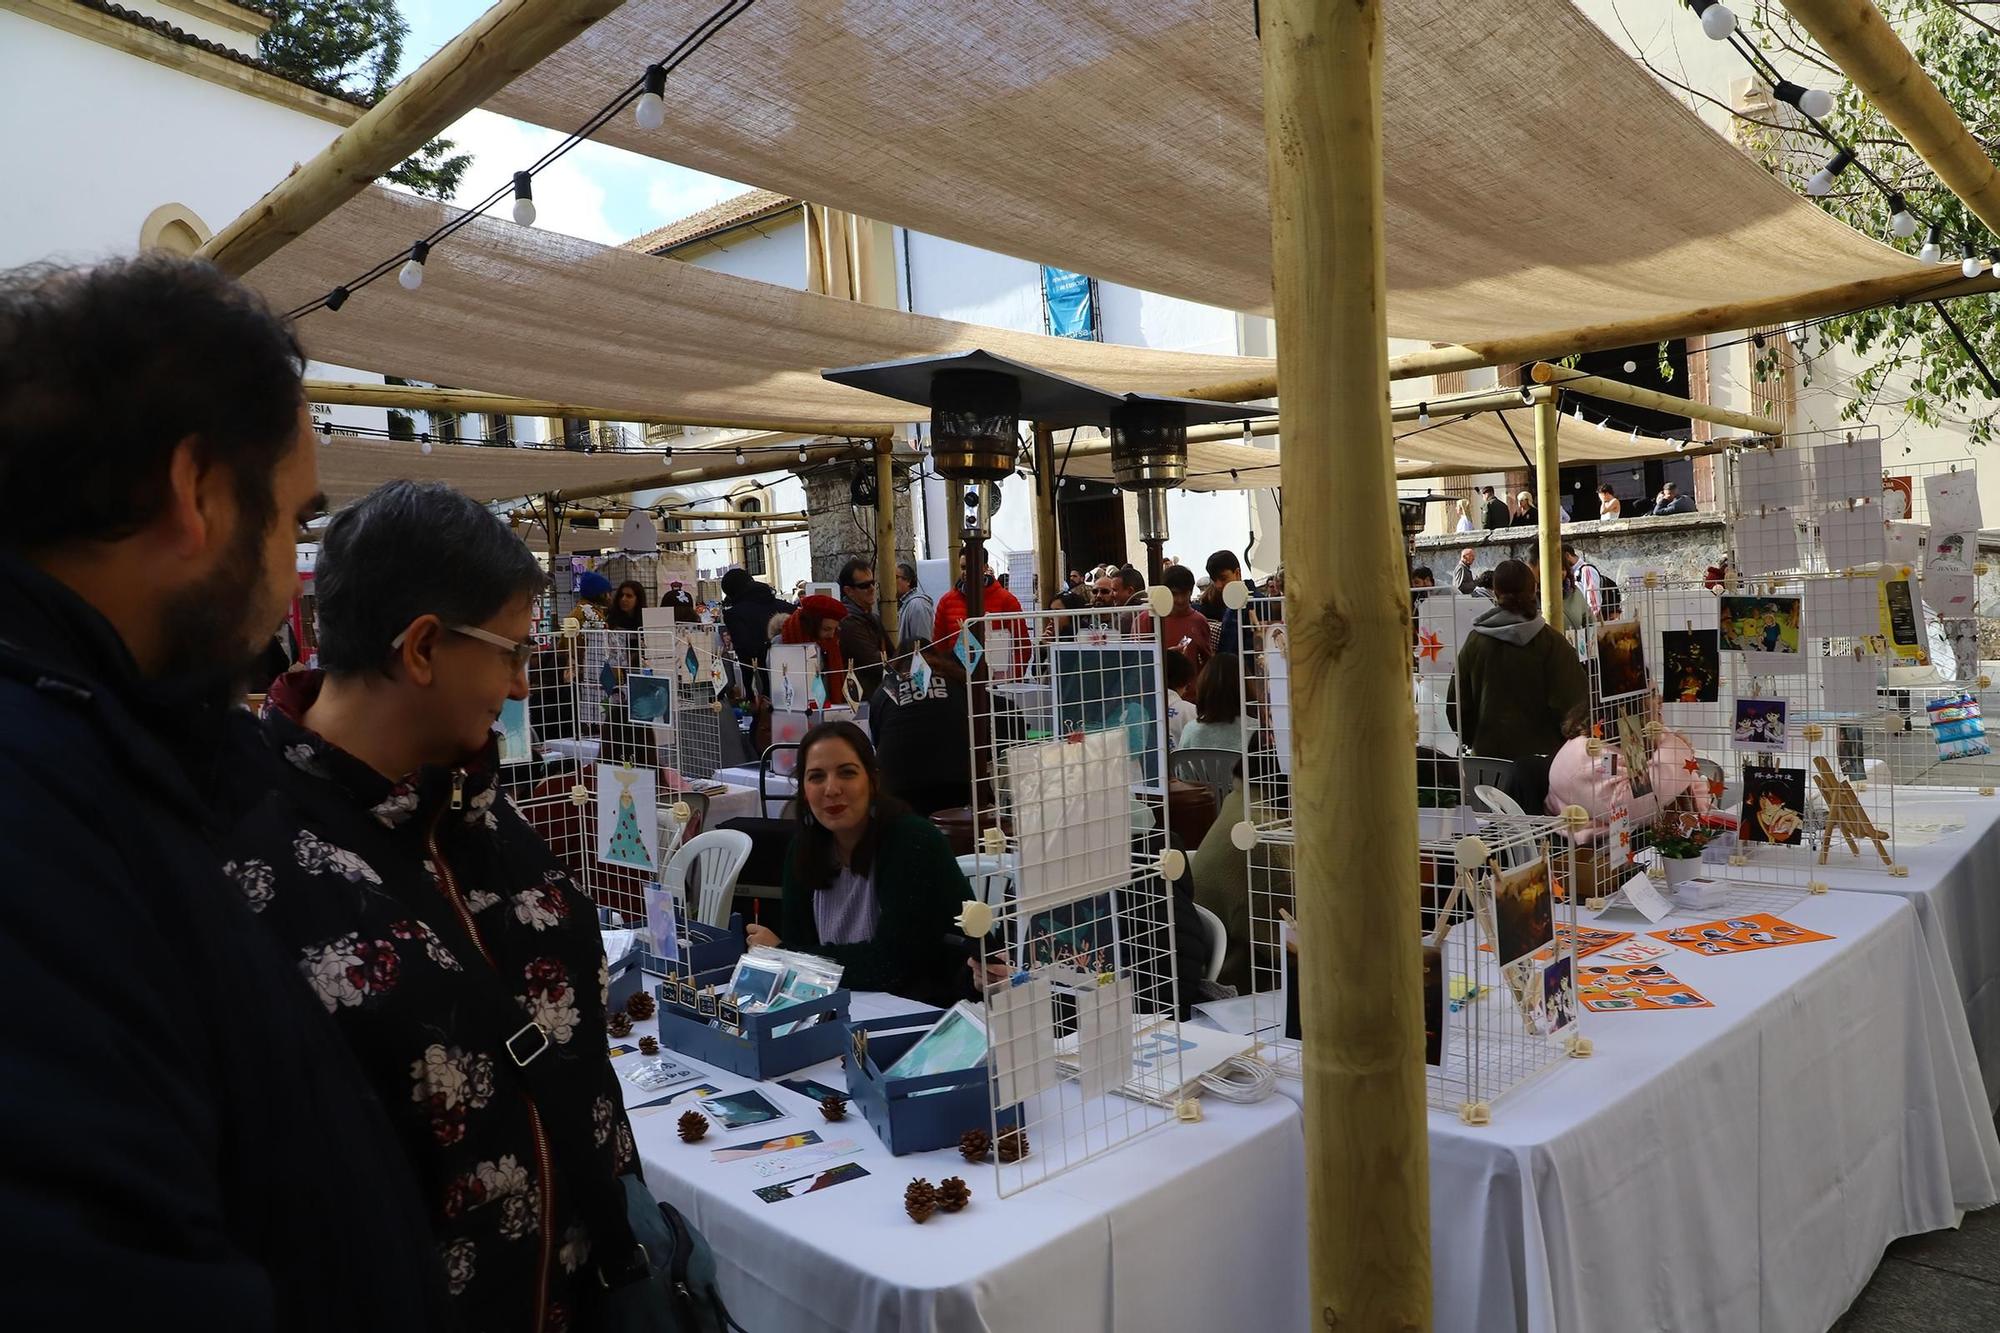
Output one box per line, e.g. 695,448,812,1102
1577,963,1713,1012
1006,728,1135,910
1595,617,1649,700
1719,596,1801,655
1652,913,1833,956
1731,698,1788,752
1662,630,1720,703
1487,857,1555,967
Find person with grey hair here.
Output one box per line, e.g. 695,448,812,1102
895,560,934,654
1654,481,1696,515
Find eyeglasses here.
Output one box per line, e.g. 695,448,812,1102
848,580,877,591
391,622,536,670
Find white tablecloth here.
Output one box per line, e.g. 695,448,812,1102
714,764,795,817
620,993,1306,1332
1424,889,2000,1332
1821,788,2000,1110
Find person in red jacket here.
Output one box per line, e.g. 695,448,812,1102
931,552,1025,669
781,593,850,701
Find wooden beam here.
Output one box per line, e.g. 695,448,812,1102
198,0,630,275
1776,0,2000,239
658,508,809,523
1260,0,1430,1326
875,439,900,655
1530,364,1781,435
1534,396,1564,622
1032,424,1061,608
303,379,902,438
1185,267,2000,400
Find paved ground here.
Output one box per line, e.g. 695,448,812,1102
1834,1171,2000,1331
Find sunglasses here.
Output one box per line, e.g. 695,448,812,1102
847,580,877,591
391,622,537,670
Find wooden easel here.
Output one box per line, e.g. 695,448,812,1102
1811,756,1891,866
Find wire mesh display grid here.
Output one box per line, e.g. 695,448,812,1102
963,604,1187,1197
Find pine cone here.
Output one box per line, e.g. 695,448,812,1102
605,1011,633,1038
996,1126,1029,1163
820,1094,848,1122
625,990,656,1021
958,1128,991,1163
904,1177,938,1223
638,1035,660,1056
677,1110,709,1143
937,1176,971,1213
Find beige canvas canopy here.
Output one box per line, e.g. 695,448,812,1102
488,0,1921,347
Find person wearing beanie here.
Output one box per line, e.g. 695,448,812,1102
781,594,851,701
569,569,614,729
719,566,792,697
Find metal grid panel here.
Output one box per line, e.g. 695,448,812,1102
964,605,1186,1197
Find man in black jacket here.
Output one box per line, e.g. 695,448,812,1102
0,257,448,1330
719,565,792,697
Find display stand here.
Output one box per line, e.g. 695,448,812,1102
1811,755,1892,865
961,603,1190,1197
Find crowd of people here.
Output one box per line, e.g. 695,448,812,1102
1454,478,1699,532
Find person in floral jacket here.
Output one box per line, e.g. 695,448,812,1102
221,481,640,1333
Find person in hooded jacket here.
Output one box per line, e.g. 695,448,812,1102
718,566,792,697
223,481,643,1333
1447,558,1588,806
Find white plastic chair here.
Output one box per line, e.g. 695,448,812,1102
1170,747,1237,808
1475,784,1526,817
1191,902,1228,982
667,829,754,928
956,852,1015,909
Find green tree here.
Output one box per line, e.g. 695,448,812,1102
1745,0,2000,444
259,0,472,200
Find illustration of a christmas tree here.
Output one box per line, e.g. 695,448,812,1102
605,769,654,869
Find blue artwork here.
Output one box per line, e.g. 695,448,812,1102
629,673,672,724
1052,643,1163,785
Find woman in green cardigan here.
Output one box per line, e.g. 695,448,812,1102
744,719,977,1006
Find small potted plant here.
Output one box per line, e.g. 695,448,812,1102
1652,823,1713,889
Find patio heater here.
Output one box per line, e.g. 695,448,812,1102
1109,394,1270,583
823,350,1120,622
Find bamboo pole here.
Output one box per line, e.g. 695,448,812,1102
1534,396,1564,624
1032,424,1062,607
1185,267,2000,401
304,379,904,438
1530,364,1781,435
1259,0,1430,1325
657,508,810,523
199,0,629,275
1775,0,2000,237
875,438,900,654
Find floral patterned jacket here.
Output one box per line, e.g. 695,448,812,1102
222,673,638,1333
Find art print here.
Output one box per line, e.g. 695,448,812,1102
1577,963,1713,1012
1595,615,1649,700
1661,630,1720,703
1882,474,1914,521
1731,698,1788,753
709,1130,824,1164
496,696,533,765
628,673,673,724
753,1162,869,1204
1928,529,1974,577
1489,856,1555,968
1539,956,1578,1034
596,764,659,871
1718,596,1801,654
1652,912,1834,957
699,1089,785,1130
1739,765,1807,845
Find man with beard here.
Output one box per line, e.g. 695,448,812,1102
0,258,448,1329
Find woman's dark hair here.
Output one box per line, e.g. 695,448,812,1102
788,720,911,891
1163,650,1196,692
1490,559,1536,615
316,480,547,675
607,580,647,630
0,255,305,554
1194,653,1242,725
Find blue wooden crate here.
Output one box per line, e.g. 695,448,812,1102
842,1011,1018,1156
652,950,852,1081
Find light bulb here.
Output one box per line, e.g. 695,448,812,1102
798,446,809,463
1417,402,1430,424
398,260,424,290
1623,360,1638,373
1798,88,1834,118
1962,244,1982,279
1921,223,1944,263
511,172,536,226
1241,422,1252,448
1887,194,1918,239
1805,147,1853,197
734,448,746,466
636,64,667,129
1693,0,1736,40
420,438,433,455
316,421,332,445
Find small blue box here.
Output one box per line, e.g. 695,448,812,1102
652,942,852,1081
842,1011,1018,1156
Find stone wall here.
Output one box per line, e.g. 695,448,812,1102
1413,511,1728,585
799,458,916,584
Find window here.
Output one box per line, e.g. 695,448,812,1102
736,496,766,577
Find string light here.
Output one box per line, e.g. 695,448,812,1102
316,420,332,445
510,172,537,226
797,444,809,463
1885,193,1918,240
325,285,349,312
397,240,430,291
1241,421,1252,448
634,64,668,130
1417,401,1430,424
1805,147,1854,197
1690,0,1736,40
734,447,746,465
660,444,673,463
1771,79,1834,120
1962,241,1982,279
419,432,433,456
1921,224,1944,264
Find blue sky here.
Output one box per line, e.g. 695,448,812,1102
395,0,748,245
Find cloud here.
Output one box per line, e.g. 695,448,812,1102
644,173,749,227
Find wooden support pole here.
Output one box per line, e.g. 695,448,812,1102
199,0,630,275
875,437,900,655
1530,363,1781,435
1534,396,1564,625
1259,0,1430,1326
1032,424,1061,608
303,379,903,438
1776,0,2000,238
